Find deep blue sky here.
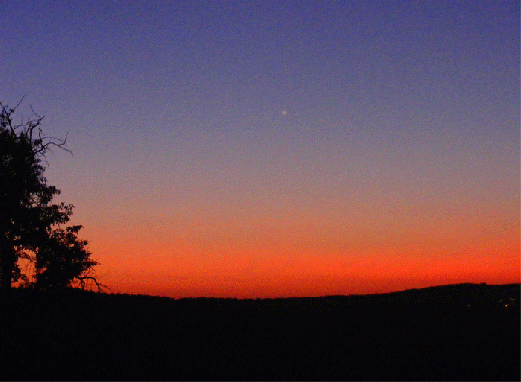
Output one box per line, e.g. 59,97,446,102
1,0,519,297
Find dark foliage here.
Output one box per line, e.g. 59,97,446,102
0,100,98,292
1,283,518,380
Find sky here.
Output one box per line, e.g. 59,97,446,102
1,0,519,298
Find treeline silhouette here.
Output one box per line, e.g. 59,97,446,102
1,283,519,380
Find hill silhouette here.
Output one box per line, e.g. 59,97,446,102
1,283,519,380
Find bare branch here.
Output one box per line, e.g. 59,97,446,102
1,100,73,163
76,276,108,293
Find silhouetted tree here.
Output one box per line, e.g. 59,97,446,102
0,100,99,295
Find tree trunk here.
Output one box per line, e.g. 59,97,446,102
0,242,15,297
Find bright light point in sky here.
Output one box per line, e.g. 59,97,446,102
282,110,287,115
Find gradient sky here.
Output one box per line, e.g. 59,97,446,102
1,0,519,298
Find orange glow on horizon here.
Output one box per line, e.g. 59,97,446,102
89,231,520,298
79,167,520,299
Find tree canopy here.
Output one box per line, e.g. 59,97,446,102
0,100,99,294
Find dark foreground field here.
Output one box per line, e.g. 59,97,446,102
1,283,519,380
